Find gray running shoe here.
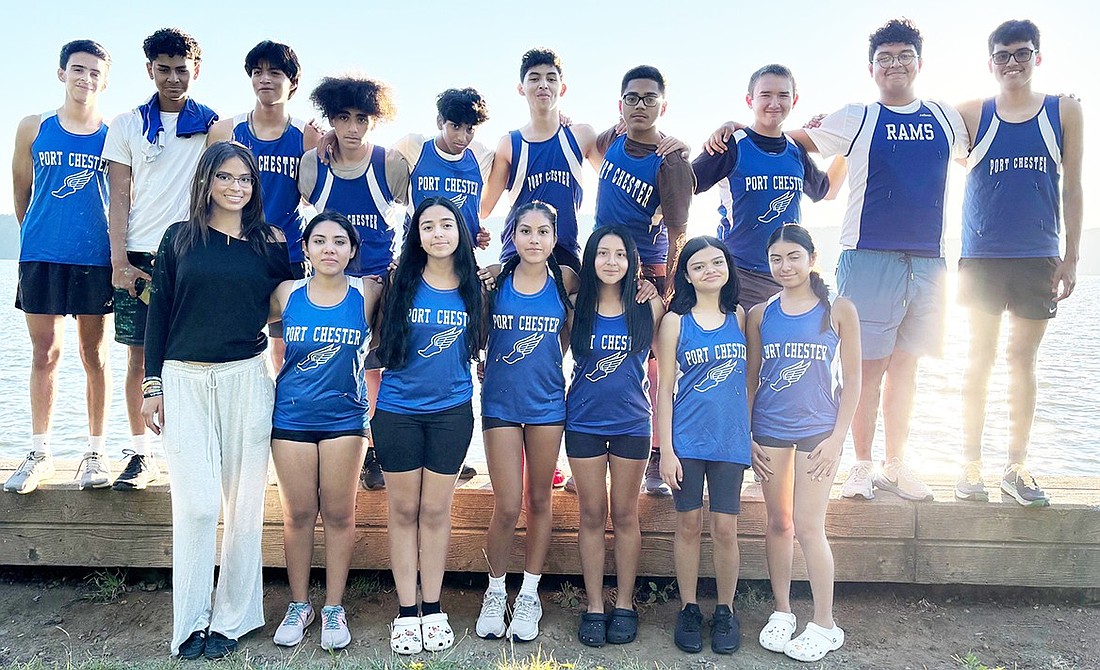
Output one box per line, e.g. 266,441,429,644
273,601,314,647
507,592,543,642
475,589,508,639
77,451,112,490
1001,463,1050,507
112,450,160,491
320,604,351,650
4,450,55,494
954,461,988,502
643,450,671,496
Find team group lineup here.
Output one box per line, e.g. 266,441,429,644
6,13,1082,665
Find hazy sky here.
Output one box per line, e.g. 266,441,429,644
2,0,1093,237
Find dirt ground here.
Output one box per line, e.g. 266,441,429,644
0,567,1095,670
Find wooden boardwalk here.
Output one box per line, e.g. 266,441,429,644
1,459,1098,588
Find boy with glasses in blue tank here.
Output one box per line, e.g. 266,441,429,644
953,20,1083,507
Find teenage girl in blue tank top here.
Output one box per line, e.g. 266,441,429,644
267,211,380,651
655,236,748,655
477,202,576,643
567,226,664,648
372,197,483,655
746,224,860,663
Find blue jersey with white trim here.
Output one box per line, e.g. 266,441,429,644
500,126,584,261
566,313,650,436
274,277,371,431
482,274,567,424
409,138,482,239
671,312,750,464
752,296,840,441
594,135,666,264
232,114,308,263
962,95,1062,259
19,112,110,266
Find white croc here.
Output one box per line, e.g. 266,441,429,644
420,612,455,652
759,610,797,652
390,616,423,655
784,622,844,662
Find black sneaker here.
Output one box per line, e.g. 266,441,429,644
112,450,159,491
674,603,703,653
1001,463,1050,507
203,631,238,659
177,629,207,660
710,604,740,654
361,448,385,490
459,463,477,480
644,449,671,496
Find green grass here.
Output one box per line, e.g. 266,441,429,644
80,569,128,604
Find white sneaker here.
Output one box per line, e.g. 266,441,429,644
875,457,934,501
273,601,314,647
476,589,507,639
320,605,351,650
507,592,543,642
4,450,55,494
77,452,112,490
840,461,875,500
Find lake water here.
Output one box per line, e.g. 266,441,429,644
1,259,1097,477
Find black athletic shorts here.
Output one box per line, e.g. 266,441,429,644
958,257,1059,320
565,430,651,460
269,261,309,339
113,252,156,346
483,417,564,431
271,426,368,444
372,400,473,475
754,431,833,454
672,458,746,515
16,261,113,316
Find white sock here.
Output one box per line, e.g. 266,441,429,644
487,573,506,594
32,434,51,456
88,436,106,455
131,434,149,456
519,571,541,598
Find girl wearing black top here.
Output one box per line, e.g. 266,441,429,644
141,141,292,661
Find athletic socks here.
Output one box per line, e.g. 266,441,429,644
131,433,149,456
421,600,441,616
32,433,51,456
487,573,507,594
519,571,541,598
398,604,418,618
88,435,106,455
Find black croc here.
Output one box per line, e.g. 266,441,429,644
578,612,609,648
607,607,638,644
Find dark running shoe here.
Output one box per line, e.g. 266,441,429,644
459,463,477,481
177,629,207,660
710,604,740,654
674,603,703,653
112,450,159,491
1001,463,1050,507
203,631,238,660
361,448,385,490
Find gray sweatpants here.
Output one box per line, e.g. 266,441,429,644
162,355,274,656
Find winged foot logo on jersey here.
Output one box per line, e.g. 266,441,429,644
692,357,739,392
450,193,468,209
769,358,812,391
51,169,96,199
503,332,545,365
585,350,628,382
297,343,341,372
757,190,796,224
418,326,464,358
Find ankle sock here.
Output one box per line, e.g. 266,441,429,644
398,604,418,618
487,573,506,594
519,571,541,598
88,436,106,455
32,434,51,456
421,600,441,616
131,434,149,456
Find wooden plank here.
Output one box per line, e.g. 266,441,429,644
0,488,174,524
917,502,1100,544
0,524,174,567
915,541,1100,588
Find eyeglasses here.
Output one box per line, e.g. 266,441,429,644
872,52,917,68
213,172,255,186
622,93,662,108
991,48,1037,65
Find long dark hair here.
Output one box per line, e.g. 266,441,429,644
570,226,651,356
377,197,482,368
488,202,572,317
668,236,741,316
301,210,361,259
767,224,831,332
175,141,274,256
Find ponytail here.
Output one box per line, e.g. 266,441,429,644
547,254,574,311
808,270,832,332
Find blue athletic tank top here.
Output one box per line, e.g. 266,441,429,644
594,135,666,264
409,138,482,239
274,277,371,431
962,95,1062,259
671,312,750,464
232,114,308,263
752,296,840,441
19,112,110,266
308,146,395,277
500,126,584,262
482,274,567,424
566,312,650,437
717,131,806,273
376,279,472,414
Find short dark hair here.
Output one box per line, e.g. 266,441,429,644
244,41,301,93
310,75,397,122
620,65,665,95
59,40,110,70
520,48,562,80
988,19,1041,53
868,18,923,62
142,28,201,63
436,88,490,126
747,64,796,96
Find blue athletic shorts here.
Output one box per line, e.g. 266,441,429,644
836,249,946,360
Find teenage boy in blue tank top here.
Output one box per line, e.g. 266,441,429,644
103,28,217,492
788,19,969,502
6,40,113,495
953,20,1083,507
207,40,322,370
694,64,845,309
